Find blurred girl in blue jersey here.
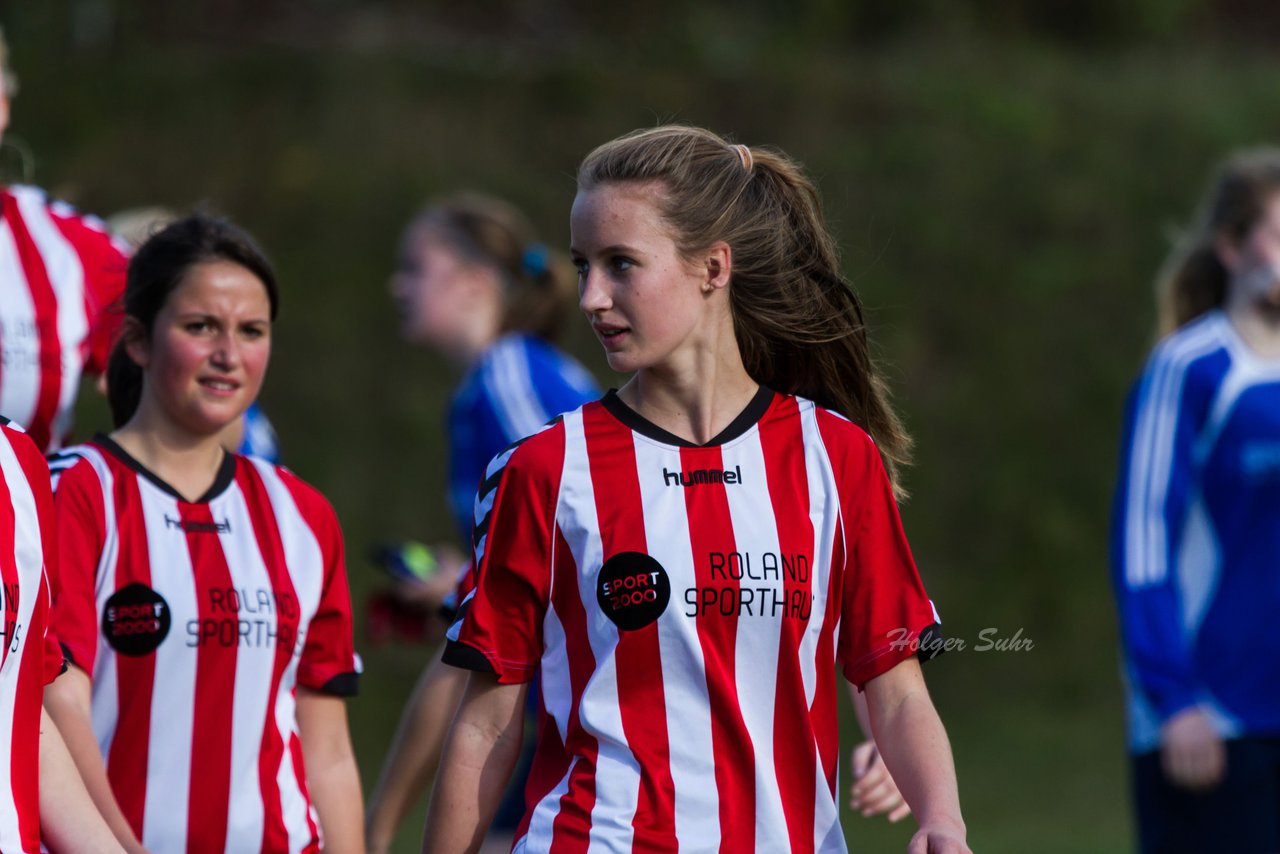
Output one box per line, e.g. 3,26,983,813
1111,148,1280,853
366,193,598,854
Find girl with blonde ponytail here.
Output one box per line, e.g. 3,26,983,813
426,126,968,854
1112,148,1280,853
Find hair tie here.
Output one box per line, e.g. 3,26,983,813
734,144,753,172
521,243,549,278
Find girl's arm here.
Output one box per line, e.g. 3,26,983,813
861,658,970,854
365,653,469,854
39,705,127,853
43,666,148,854
848,683,910,822
421,672,527,854
296,688,365,854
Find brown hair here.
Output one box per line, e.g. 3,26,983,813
577,125,913,497
408,193,575,342
1156,147,1280,336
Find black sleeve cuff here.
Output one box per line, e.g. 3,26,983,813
319,671,360,697
916,623,946,664
441,640,496,673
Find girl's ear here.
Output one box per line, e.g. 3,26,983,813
121,316,151,369
703,241,733,294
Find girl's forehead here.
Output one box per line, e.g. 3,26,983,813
571,183,668,241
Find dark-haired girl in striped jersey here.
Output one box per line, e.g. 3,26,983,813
44,213,364,854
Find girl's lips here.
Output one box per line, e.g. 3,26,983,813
199,377,241,396
593,324,630,349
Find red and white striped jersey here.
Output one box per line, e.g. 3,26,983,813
0,185,128,453
50,436,360,854
445,388,940,854
0,418,63,854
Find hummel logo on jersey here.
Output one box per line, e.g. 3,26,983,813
662,465,743,487
164,514,231,535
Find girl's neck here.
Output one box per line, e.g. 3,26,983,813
1224,295,1280,359
619,356,759,446
110,409,229,503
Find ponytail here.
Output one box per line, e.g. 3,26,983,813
1156,147,1280,337
106,341,143,428
578,125,913,498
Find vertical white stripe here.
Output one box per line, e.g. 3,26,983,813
629,436,721,850
487,337,547,440
553,411,638,852
801,404,838,709
250,460,325,852
720,429,789,851
0,435,44,846
0,220,41,431
218,486,274,853
78,449,122,772
1124,321,1223,587
139,486,198,853
14,188,89,447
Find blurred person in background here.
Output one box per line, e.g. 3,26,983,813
43,213,364,853
0,26,129,454
425,126,968,854
366,193,598,854
1111,148,1280,853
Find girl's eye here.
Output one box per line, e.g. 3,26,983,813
186,320,212,333
611,257,634,273
571,258,588,276
241,326,265,339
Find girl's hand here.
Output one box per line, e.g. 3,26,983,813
907,825,971,854
1160,706,1226,790
849,740,911,822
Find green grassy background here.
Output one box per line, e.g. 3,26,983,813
8,3,1280,851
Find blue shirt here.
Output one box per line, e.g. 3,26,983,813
239,403,280,463
447,333,598,544
1111,310,1280,751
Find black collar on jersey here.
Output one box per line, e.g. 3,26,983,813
93,433,238,504
602,385,775,448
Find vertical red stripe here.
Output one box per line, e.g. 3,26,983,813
288,725,321,849
681,443,756,854
758,398,820,852
4,198,63,453
106,469,156,837
538,526,600,851
582,405,677,849
183,501,236,852
235,463,307,853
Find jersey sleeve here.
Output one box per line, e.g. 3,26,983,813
48,457,107,675
821,415,939,689
443,431,563,684
285,476,360,697
47,202,129,375
1109,348,1221,723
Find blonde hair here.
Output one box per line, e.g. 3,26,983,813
408,193,574,342
1156,147,1280,336
578,125,913,497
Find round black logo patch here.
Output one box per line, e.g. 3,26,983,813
103,583,171,656
597,552,670,631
